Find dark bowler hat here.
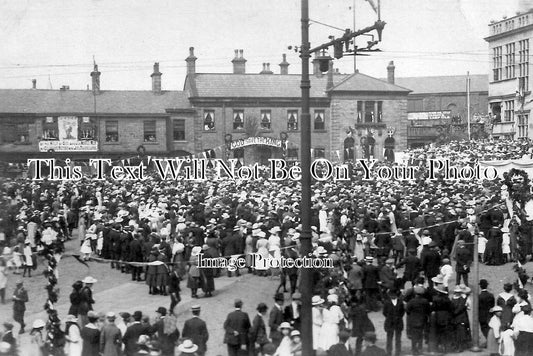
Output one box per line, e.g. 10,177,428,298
155,307,167,315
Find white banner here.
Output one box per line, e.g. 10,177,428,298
58,116,78,140
39,140,98,152
230,136,282,150
408,111,451,120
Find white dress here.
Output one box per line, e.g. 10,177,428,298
318,305,344,350
23,246,33,267
65,323,82,356
312,307,323,351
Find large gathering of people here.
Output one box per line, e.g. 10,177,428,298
0,138,533,355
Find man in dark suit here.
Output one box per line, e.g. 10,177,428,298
382,289,405,356
362,256,380,311
455,240,472,285
269,293,285,347
478,279,495,340
129,234,144,281
406,286,430,356
420,241,441,288
223,299,251,356
122,311,150,356
283,292,301,331
182,305,209,356
250,303,269,356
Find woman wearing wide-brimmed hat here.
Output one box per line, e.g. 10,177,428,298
187,246,204,298
78,276,97,327
487,306,502,356
177,339,198,355
65,314,82,356
29,319,46,356
311,295,324,353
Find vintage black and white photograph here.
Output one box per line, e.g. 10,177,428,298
0,0,532,355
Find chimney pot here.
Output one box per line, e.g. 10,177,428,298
279,54,290,75
326,61,334,90
151,62,162,93
387,60,395,85
239,49,244,58
232,49,247,74
90,64,101,94
32,79,36,89
312,52,322,77
186,47,197,75
234,49,239,58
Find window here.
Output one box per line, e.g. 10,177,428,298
377,102,383,122
1,123,29,144
493,46,503,81
314,110,325,130
364,101,375,122
287,148,298,161
143,120,157,142
42,117,58,140
357,101,363,123
519,39,529,91
287,110,298,131
505,42,516,79
518,114,529,138
79,117,96,140
233,110,244,130
504,100,515,122
105,121,118,142
233,148,244,160
314,148,325,158
204,110,215,131
173,119,186,141
260,110,271,130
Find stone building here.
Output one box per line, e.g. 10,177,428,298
0,48,411,168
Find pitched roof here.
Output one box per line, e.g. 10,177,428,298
0,89,190,114
190,73,350,98
329,72,411,93
392,74,488,95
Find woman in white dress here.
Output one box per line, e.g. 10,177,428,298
64,315,82,356
268,227,282,277
311,296,324,353
256,231,269,276
319,294,345,351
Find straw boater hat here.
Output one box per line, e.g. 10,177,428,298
177,339,198,353
82,276,97,284
65,315,78,323
191,246,202,257
490,306,503,313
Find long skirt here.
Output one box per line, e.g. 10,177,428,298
486,328,500,355
515,331,533,356
318,322,339,351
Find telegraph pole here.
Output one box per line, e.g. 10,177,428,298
299,2,313,356
298,1,384,353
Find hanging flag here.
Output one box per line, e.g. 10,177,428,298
147,156,152,166
310,148,314,156
365,0,378,13
126,158,130,165
336,151,340,159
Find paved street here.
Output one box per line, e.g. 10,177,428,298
1,232,532,355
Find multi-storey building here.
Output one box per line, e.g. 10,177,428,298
485,8,533,139
0,48,411,169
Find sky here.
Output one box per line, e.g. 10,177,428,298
0,0,529,91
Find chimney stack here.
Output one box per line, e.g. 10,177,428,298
232,49,247,74
279,54,289,75
387,61,395,84
32,79,36,89
260,63,273,74
151,62,162,93
326,61,334,91
186,47,197,75
91,64,101,94
60,85,70,91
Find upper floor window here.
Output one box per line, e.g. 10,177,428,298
2,123,29,144
204,110,215,131
260,110,271,130
233,110,244,130
504,100,515,122
493,46,503,81
314,110,325,130
105,120,119,142
143,120,157,142
287,110,298,131
505,42,516,79
173,119,186,141
42,117,58,140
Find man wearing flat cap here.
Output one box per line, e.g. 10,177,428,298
406,286,430,356
100,312,122,356
182,305,209,356
122,311,150,356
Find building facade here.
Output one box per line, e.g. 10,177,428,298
485,9,533,139
0,48,411,170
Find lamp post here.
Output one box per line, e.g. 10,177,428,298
299,1,314,355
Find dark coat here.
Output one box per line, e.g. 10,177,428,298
420,248,441,278
361,344,388,356
182,316,209,353
349,304,375,337
78,286,94,316
223,309,251,346
129,239,144,262
455,246,472,273
123,323,151,356
249,314,269,346
269,305,284,342
362,264,380,289
479,290,495,324
328,343,352,356
283,303,302,331
406,296,430,329
399,255,421,282
383,299,405,332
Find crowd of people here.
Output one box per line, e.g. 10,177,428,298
0,138,533,355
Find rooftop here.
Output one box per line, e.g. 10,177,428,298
392,74,488,95
0,89,190,114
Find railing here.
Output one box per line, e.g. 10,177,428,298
407,126,439,138
492,121,515,135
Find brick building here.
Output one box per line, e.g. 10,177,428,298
485,6,533,139
0,48,411,167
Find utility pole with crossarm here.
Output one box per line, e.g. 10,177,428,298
298,1,385,355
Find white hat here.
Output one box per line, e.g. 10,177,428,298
177,339,198,353
312,295,325,306
279,322,292,329
0,342,10,353
315,246,327,255
191,246,202,256
106,312,116,319
327,294,338,303
82,276,98,284
269,226,281,234
32,319,45,329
